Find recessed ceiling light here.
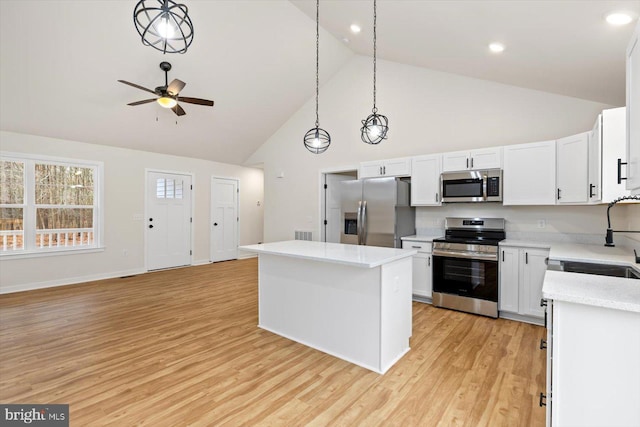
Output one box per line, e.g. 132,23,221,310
350,24,361,34
489,43,505,53
606,12,634,26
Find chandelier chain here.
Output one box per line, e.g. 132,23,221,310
315,0,320,128
372,0,377,113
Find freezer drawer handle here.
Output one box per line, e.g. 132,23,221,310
540,339,547,350
539,393,547,407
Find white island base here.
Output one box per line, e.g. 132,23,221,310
240,241,416,374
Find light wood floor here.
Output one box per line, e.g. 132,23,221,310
0,258,546,426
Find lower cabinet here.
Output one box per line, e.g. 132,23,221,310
402,240,432,301
499,245,549,323
544,300,640,426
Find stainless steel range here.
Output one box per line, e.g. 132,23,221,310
432,217,505,318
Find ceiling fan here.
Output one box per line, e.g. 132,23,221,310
118,61,214,116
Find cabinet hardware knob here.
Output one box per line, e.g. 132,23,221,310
526,252,529,264
540,339,547,350
214,223,218,226
466,158,469,169
148,224,153,229
471,158,474,168
557,188,561,200
428,256,431,267
589,183,596,198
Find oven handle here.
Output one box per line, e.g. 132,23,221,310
433,249,498,261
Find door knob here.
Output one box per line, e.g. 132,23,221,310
214,223,218,226
148,224,154,229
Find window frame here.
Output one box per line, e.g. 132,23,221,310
0,152,104,258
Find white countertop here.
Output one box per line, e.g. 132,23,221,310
543,270,640,313
239,240,417,269
401,235,440,242
500,239,552,249
542,243,640,313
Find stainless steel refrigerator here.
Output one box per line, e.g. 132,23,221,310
339,177,415,248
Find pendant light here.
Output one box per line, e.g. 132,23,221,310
133,0,194,54
304,0,331,154
360,0,388,144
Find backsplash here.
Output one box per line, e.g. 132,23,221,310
415,203,638,248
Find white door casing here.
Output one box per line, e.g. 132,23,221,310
146,171,192,271
211,177,238,262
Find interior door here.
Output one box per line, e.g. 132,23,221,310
211,177,238,262
146,171,192,271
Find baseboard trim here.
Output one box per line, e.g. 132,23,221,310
0,268,146,295
499,311,544,326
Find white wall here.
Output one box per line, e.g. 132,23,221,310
247,55,616,243
0,131,264,293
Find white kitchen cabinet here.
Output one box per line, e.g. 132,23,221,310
503,140,556,205
499,245,549,323
556,132,589,204
547,300,640,426
402,239,432,300
441,147,502,172
498,246,519,313
411,154,442,206
360,157,411,178
627,20,640,193
590,107,630,203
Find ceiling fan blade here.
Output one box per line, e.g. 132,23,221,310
172,104,186,116
118,80,157,95
127,98,157,106
178,97,214,106
167,79,186,96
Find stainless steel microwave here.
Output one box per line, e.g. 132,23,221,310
440,169,502,203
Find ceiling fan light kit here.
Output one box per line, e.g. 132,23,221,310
118,61,214,117
303,0,331,154
134,0,194,54
360,0,388,145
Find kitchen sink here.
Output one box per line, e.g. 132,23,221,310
547,260,640,279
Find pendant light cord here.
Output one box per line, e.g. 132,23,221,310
315,0,320,128
372,0,377,114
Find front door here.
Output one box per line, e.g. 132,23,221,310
146,171,192,271
211,177,238,262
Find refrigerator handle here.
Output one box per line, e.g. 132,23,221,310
357,201,363,245
362,201,368,245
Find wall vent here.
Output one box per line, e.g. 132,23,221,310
294,230,312,241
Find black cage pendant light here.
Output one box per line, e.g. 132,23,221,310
360,0,388,144
304,0,331,154
134,0,194,54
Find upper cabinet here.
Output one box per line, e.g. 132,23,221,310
627,20,640,193
442,147,502,172
411,154,442,206
556,132,589,204
503,140,556,205
360,157,411,179
590,107,630,203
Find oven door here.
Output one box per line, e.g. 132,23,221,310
432,254,498,302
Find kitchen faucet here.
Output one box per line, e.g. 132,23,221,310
605,195,640,247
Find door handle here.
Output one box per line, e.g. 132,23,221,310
148,224,153,229
362,201,368,245
357,201,363,245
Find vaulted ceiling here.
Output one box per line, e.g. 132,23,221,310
1,1,638,166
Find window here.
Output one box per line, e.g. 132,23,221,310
0,153,103,256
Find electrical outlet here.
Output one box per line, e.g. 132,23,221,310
537,220,546,229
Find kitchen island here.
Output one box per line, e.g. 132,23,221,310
239,240,417,374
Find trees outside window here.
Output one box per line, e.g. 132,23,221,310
0,154,102,254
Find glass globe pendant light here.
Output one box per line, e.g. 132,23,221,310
361,0,388,145
304,0,331,154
